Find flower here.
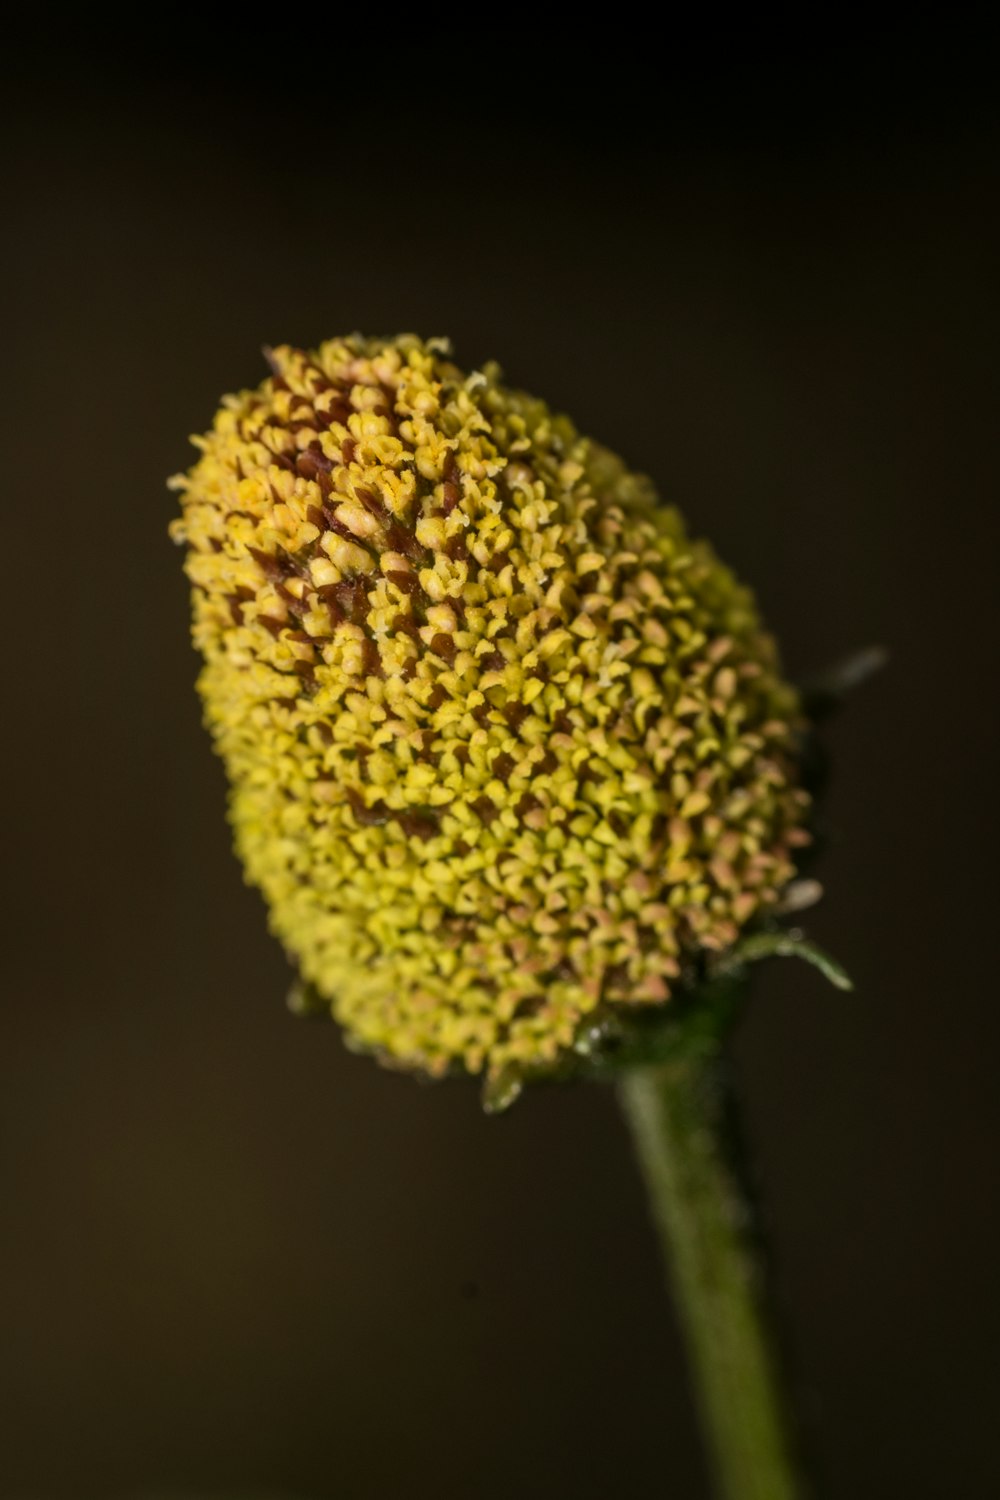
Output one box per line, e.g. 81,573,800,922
171,335,809,1094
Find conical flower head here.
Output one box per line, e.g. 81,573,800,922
171,336,808,1092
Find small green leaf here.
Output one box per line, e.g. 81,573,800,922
722,929,854,991
481,1066,524,1114
800,644,888,721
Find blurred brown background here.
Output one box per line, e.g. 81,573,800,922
2,25,998,1500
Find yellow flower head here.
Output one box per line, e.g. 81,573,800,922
171,335,809,1096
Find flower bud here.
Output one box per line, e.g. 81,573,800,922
171,336,808,1092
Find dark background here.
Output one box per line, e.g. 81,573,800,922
2,26,998,1500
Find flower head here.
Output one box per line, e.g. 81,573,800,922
171,335,808,1095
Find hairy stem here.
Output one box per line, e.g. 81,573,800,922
619,1055,807,1500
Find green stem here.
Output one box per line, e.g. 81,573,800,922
619,1054,806,1500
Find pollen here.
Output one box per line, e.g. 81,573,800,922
171,336,808,1090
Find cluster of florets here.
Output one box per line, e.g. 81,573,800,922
171,335,808,1089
